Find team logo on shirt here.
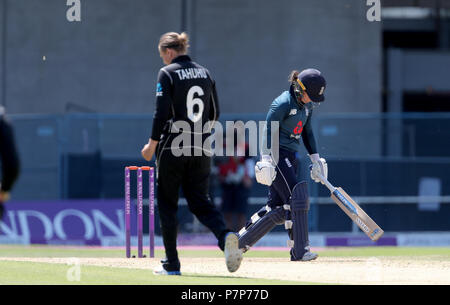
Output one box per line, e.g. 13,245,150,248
156,83,163,97
290,121,303,139
289,109,297,116
293,121,303,135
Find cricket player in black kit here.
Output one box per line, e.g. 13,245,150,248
0,106,20,220
141,32,242,275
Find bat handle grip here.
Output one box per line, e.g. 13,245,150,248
316,172,336,193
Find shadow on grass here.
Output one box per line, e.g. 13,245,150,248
180,273,253,280
178,273,307,285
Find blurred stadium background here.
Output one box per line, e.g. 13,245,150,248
1,0,450,247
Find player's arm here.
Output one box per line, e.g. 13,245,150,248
142,69,172,161
301,110,318,155
261,101,288,157
256,101,288,186
209,79,220,122
301,110,328,183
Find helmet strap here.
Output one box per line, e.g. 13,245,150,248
292,79,306,106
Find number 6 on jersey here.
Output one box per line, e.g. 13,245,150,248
186,86,204,123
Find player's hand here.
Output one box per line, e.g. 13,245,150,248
255,155,276,186
309,154,327,184
141,144,154,161
141,139,158,161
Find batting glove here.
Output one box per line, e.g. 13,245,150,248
309,154,328,184
255,155,276,186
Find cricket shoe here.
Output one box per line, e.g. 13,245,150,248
290,247,319,262
153,258,181,276
299,251,318,261
224,232,243,273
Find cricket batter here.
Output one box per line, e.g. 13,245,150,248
141,32,242,275
0,106,20,220
238,69,327,261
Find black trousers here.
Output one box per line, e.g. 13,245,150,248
156,146,230,263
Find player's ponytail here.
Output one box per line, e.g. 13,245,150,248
289,70,305,104
288,70,300,83
178,32,189,50
159,32,190,54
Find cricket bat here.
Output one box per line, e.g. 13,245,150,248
317,173,384,241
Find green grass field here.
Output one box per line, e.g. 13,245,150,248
0,260,307,285
0,245,449,285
